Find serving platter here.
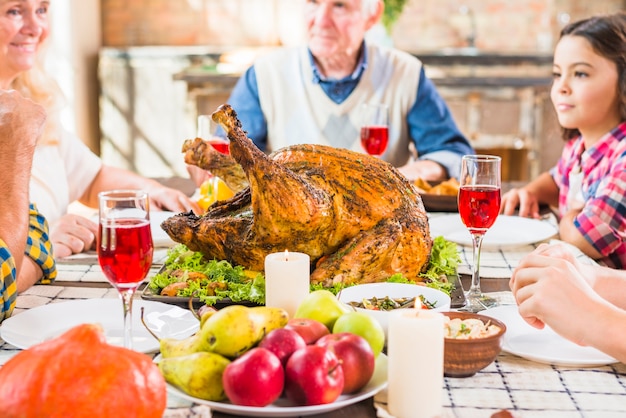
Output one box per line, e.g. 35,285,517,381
166,354,388,417
141,284,261,309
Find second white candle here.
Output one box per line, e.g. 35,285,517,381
387,309,444,418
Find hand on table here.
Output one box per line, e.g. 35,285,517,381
50,214,98,257
501,188,541,218
146,186,201,214
509,243,606,346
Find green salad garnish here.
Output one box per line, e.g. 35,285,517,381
148,236,461,304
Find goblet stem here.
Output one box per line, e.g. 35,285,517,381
468,232,484,299
119,288,135,349
462,232,498,312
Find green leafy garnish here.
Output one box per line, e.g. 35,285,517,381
148,244,265,306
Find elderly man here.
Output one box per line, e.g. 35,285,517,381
225,0,473,181
0,90,56,323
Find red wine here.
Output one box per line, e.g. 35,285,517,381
458,185,501,234
360,125,388,156
98,219,154,289
209,139,230,155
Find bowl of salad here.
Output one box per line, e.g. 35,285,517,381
442,311,506,377
337,282,451,339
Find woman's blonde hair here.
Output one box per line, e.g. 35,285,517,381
9,42,64,145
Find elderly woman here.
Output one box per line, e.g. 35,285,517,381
0,0,199,260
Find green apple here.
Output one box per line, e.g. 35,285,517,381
332,311,385,357
294,290,351,332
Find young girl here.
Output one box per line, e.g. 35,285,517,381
501,12,626,269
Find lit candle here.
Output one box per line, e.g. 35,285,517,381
264,251,310,318
387,309,444,418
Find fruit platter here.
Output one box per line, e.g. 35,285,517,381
167,354,387,417
149,289,389,417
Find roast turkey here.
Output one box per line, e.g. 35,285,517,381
162,104,432,286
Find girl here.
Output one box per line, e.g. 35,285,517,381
502,12,626,268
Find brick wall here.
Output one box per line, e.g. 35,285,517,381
101,0,625,51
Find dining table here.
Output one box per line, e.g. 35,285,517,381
1,182,625,417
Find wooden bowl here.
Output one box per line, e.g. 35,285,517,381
442,311,506,378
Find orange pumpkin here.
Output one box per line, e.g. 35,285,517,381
0,323,166,418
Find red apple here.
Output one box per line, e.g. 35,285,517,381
258,328,306,366
316,332,375,394
284,317,330,345
222,348,284,407
284,345,344,406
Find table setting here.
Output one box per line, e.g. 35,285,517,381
2,198,624,417
1,108,625,417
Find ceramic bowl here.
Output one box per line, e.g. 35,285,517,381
442,311,506,377
337,283,451,339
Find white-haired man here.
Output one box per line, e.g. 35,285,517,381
223,0,473,181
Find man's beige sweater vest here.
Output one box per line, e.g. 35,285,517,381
255,44,421,166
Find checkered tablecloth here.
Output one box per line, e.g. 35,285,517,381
2,285,624,418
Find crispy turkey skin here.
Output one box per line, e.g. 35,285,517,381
162,104,432,286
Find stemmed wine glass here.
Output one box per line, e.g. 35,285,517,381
197,114,230,197
458,155,502,312
360,103,389,157
97,190,154,349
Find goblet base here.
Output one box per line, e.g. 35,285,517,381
458,294,499,313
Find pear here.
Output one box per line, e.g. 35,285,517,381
202,305,288,358
201,305,262,358
159,333,210,359
158,351,231,401
249,306,290,339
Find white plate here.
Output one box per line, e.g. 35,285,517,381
429,215,558,249
150,211,177,247
166,354,388,417
0,299,198,353
481,305,617,367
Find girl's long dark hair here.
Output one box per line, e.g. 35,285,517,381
557,12,626,140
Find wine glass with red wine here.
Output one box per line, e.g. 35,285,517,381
360,103,389,157
197,114,230,155
98,190,154,349
458,155,502,312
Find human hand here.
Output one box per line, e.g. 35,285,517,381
501,187,541,218
397,160,446,182
0,90,46,153
510,243,604,345
50,214,98,257
147,186,201,214
186,164,212,188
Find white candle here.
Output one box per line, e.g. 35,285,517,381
264,251,310,318
387,309,444,418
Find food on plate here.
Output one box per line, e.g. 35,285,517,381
163,104,432,287
414,177,460,196
332,311,385,358
222,347,285,407
346,294,436,310
155,305,288,359
197,177,235,212
147,244,266,306
414,177,433,193
443,316,502,339
284,345,345,406
316,332,375,394
158,351,231,401
0,324,166,418
294,289,352,331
